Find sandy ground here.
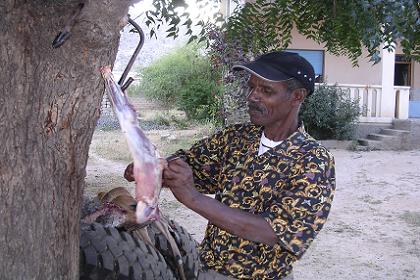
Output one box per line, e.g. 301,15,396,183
86,142,420,279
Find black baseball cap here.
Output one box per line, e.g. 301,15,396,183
233,51,315,95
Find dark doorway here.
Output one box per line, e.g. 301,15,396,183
394,55,411,86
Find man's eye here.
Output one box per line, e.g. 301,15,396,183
263,87,273,95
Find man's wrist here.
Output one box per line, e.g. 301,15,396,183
186,190,205,210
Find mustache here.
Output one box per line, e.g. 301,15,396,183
248,102,265,113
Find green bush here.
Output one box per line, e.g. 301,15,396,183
300,84,361,140
140,43,223,123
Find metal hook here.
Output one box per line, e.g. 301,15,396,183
118,17,145,91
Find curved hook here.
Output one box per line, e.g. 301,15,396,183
118,17,145,90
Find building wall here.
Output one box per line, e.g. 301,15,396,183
288,29,382,85
411,61,420,101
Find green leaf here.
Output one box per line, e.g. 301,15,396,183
150,29,156,39
166,26,177,33
187,35,198,44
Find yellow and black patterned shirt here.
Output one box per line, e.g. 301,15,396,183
176,123,336,279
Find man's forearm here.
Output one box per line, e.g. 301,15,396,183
188,193,277,246
162,158,277,246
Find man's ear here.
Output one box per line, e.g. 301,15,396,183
291,88,307,105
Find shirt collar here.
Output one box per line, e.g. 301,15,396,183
261,131,284,148
250,123,310,157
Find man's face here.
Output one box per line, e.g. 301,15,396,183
246,75,294,127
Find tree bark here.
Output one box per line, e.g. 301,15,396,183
0,1,136,279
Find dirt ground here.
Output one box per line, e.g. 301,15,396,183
86,128,420,280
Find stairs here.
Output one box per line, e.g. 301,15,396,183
357,127,410,150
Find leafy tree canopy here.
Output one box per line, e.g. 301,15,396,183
146,0,420,64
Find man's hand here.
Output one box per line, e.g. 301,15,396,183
162,159,201,207
124,162,135,182
124,159,168,182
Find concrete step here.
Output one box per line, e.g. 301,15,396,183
359,132,410,150
380,128,410,136
353,145,371,151
392,119,412,131
357,139,384,150
367,133,395,141
356,119,419,150
391,119,420,149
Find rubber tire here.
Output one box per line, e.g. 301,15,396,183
80,222,176,280
148,220,201,279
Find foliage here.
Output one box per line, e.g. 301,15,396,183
178,77,222,120
146,114,172,126
146,0,420,64
126,82,143,97
300,84,362,140
145,0,224,42
140,43,224,123
168,114,190,128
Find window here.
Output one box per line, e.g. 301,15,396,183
287,49,324,82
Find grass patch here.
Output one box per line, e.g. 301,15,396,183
151,114,171,126
157,136,202,157
139,111,198,130
401,211,420,227
90,131,131,162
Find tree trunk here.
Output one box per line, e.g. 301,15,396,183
0,1,135,279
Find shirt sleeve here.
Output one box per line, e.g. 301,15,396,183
174,128,228,194
262,147,336,258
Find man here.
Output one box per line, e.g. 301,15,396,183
129,51,336,279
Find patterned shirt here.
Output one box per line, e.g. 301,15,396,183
176,123,336,279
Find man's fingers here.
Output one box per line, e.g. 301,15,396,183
162,166,186,182
158,158,168,170
162,158,194,192
162,175,181,189
162,169,176,180
167,158,190,173
124,162,135,182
